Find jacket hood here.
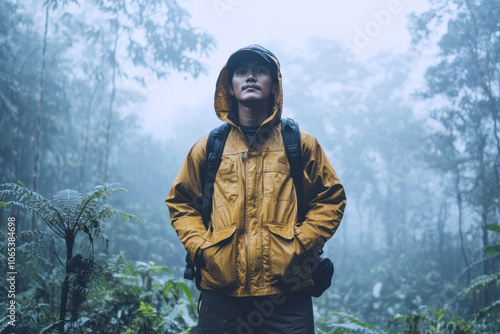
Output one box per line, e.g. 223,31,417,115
214,45,283,127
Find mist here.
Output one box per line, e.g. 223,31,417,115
1,0,499,332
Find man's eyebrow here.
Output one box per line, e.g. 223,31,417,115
234,61,268,68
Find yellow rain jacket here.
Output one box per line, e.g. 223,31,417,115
166,48,346,297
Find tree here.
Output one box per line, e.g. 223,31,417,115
0,182,139,333
410,0,500,306
80,0,215,182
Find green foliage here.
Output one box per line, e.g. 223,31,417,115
484,224,500,260
389,310,479,334
460,223,500,322
1,0,499,332
79,255,198,333
462,273,500,297
124,301,165,334
0,182,140,332
0,181,139,240
315,312,381,334
0,251,198,333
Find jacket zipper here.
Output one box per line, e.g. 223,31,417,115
242,151,249,292
242,152,246,184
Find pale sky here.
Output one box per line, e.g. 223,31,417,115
131,0,430,143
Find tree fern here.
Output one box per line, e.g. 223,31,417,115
0,181,140,333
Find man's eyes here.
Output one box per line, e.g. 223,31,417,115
234,68,268,75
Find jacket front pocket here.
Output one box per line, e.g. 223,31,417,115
213,155,239,208
263,158,294,202
201,225,238,289
265,223,306,286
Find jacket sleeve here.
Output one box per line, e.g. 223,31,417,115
165,135,209,262
294,131,347,252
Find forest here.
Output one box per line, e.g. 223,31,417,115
0,0,499,333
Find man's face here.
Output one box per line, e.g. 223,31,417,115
228,57,274,105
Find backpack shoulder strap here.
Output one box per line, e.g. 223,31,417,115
201,122,232,226
281,118,305,223
185,122,230,288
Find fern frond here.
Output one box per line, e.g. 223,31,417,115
325,312,381,333
97,204,141,223
74,183,124,228
53,189,83,226
484,245,500,260
0,183,56,214
485,223,500,234
462,273,500,296
0,182,46,202
0,182,68,232
84,183,127,202
477,299,500,318
4,201,65,238
16,229,50,239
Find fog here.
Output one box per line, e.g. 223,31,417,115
1,0,499,332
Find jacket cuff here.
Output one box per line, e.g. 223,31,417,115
189,237,207,262
294,225,314,252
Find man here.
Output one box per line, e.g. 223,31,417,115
166,45,346,333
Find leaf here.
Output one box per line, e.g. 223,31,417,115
477,299,500,318
325,312,380,333
176,282,192,301
0,316,10,332
124,262,134,276
40,320,65,334
162,281,173,297
485,223,500,234
484,245,500,259
437,310,446,320
462,273,500,295
0,201,7,208
159,265,172,274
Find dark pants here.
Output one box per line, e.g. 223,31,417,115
196,289,315,334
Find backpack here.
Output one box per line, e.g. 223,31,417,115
183,118,333,297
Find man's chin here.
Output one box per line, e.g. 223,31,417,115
239,93,268,102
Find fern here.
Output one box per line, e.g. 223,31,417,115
0,181,140,333
485,223,500,234
322,312,382,334
477,299,500,319
483,245,500,260
462,273,500,296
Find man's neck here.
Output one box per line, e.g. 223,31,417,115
236,101,272,126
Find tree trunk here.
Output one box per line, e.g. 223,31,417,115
437,201,447,275
59,233,75,334
79,83,100,190
32,3,50,230
481,210,490,305
385,186,394,249
455,168,470,285
102,29,119,183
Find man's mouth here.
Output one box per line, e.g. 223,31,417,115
242,84,260,91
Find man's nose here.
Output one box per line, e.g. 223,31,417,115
245,71,256,81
